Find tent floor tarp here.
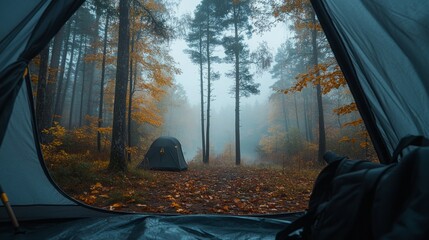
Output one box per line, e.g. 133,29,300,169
0,214,293,239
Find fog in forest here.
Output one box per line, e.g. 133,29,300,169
162,98,270,162
160,1,288,163
32,0,376,171
19,0,387,219
161,0,370,164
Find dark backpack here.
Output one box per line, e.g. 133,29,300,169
276,135,429,240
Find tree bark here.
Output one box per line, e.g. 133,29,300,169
68,37,84,129
41,26,65,135
311,11,326,162
97,13,110,152
204,8,211,164
109,0,130,172
59,26,77,125
36,46,50,136
303,90,310,141
233,4,241,166
79,39,87,127
127,31,135,162
86,11,101,118
293,93,300,131
199,24,206,164
280,80,289,136
54,21,72,124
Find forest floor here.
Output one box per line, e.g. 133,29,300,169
50,159,321,215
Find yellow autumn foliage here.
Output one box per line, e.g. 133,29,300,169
285,61,346,95
333,103,358,115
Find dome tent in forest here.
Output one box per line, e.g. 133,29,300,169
137,136,188,171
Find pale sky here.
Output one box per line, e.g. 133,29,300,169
170,0,289,111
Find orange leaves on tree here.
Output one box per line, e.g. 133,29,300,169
60,116,102,151
273,0,310,20
294,21,322,31
41,122,66,147
360,141,371,149
339,128,371,151
335,103,372,150
339,136,355,143
131,97,163,127
84,52,116,67
284,61,346,95
125,9,180,128
342,118,363,128
333,103,358,115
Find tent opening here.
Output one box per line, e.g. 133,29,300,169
2,0,379,218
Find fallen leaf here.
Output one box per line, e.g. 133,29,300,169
171,202,180,208
111,203,123,209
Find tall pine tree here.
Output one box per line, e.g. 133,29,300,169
220,0,260,165
109,0,130,172
184,10,207,164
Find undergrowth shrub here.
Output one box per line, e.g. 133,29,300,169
46,152,97,193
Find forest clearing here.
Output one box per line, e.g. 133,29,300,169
47,156,319,215
32,0,375,217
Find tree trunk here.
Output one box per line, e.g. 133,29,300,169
109,0,130,172
303,91,310,141
311,11,326,163
199,25,206,164
127,17,143,162
79,39,87,127
97,13,110,153
316,85,325,162
54,21,72,124
41,26,65,135
293,93,300,131
204,9,211,165
233,4,241,166
68,37,84,129
336,96,342,152
280,75,289,136
36,46,50,136
127,31,135,162
86,12,101,118
59,26,77,124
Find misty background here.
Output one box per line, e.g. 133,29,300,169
163,0,288,162
32,0,374,170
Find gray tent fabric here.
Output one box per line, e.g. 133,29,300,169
138,136,188,171
1,80,73,206
1,0,429,238
311,0,429,163
0,214,293,239
0,0,85,146
0,79,115,222
0,0,117,222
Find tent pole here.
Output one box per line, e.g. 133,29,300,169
0,185,23,234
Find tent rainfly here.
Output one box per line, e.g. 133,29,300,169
1,0,429,239
138,136,188,171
